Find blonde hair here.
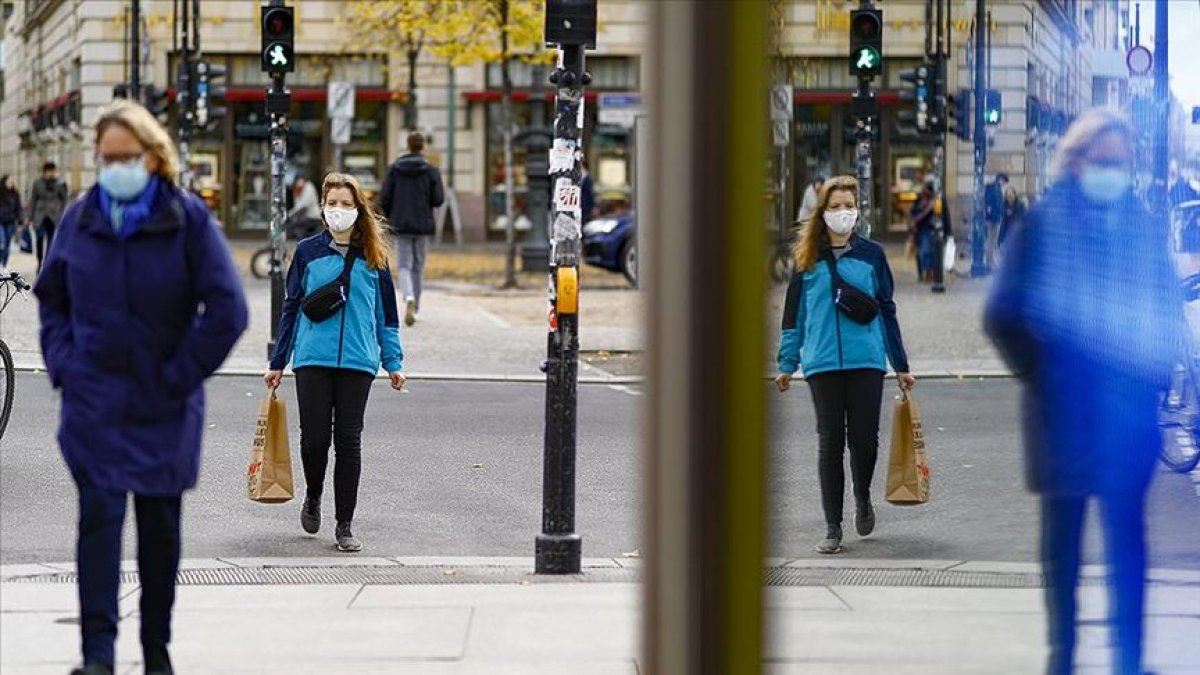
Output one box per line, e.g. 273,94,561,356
94,99,180,184
792,175,859,272
321,172,389,270
1049,108,1134,180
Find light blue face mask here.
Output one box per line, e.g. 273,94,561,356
98,158,150,201
1078,165,1131,204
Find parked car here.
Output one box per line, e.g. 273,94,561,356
583,211,637,286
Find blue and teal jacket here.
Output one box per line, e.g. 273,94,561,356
269,231,403,375
777,235,909,377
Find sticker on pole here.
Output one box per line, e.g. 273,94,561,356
552,212,581,243
553,179,582,216
549,139,576,174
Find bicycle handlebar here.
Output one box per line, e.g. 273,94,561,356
1,272,31,292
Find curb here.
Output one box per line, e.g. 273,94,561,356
5,557,1198,584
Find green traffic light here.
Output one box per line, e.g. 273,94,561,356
854,47,880,72
986,109,1000,125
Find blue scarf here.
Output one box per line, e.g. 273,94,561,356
98,175,164,239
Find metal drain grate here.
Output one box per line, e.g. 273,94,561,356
9,565,1194,588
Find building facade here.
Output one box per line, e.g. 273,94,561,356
0,1,1128,242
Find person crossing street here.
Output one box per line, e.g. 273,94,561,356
377,132,445,327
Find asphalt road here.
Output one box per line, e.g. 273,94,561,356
2,374,1198,569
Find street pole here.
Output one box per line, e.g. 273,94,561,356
852,0,876,238
931,0,947,293
1152,0,1169,216
130,0,141,100
536,0,595,575
176,0,193,190
267,73,288,360
970,0,988,277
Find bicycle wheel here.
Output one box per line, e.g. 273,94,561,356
0,339,13,443
1159,364,1200,473
250,247,272,280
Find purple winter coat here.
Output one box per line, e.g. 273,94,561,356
34,182,248,495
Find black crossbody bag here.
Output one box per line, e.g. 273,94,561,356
301,251,356,322
823,249,879,325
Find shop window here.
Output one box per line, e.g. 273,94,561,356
229,53,386,87
486,56,637,90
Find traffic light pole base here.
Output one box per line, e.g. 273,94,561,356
535,533,582,574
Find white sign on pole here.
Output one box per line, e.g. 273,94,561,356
328,81,356,120
331,117,353,145
770,85,793,122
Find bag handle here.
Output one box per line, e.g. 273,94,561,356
822,249,843,303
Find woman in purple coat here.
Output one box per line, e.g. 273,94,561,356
34,100,248,675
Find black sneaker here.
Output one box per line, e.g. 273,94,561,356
336,521,362,553
69,664,113,675
301,496,321,534
855,501,876,537
144,644,174,675
815,525,843,554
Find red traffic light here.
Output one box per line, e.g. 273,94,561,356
852,12,880,38
263,7,293,38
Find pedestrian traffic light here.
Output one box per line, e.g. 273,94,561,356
849,9,883,78
261,5,294,75
898,64,932,134
142,84,170,118
1192,106,1200,125
984,89,1001,126
193,59,227,129
948,88,971,141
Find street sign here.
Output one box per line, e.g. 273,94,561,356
327,81,355,120
331,117,352,145
1126,45,1153,77
597,92,643,128
770,85,793,122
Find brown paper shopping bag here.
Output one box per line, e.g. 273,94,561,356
885,391,930,505
248,389,295,503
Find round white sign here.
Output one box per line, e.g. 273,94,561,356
1127,46,1153,76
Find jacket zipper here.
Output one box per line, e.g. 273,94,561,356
832,257,844,368
336,268,349,366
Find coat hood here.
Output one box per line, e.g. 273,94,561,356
393,154,433,176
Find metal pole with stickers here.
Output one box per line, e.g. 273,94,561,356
261,0,294,358
536,0,596,575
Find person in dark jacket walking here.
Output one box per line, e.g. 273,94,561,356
377,132,445,326
775,175,915,555
985,109,1184,675
34,100,249,675
266,172,405,553
0,175,22,268
29,160,70,271
909,180,936,282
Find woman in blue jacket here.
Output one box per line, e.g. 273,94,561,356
775,175,914,554
35,100,249,675
265,173,405,553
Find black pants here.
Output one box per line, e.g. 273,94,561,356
1041,492,1147,675
295,367,374,523
807,369,885,528
36,217,56,270
76,482,181,668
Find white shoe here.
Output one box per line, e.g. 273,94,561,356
404,297,417,326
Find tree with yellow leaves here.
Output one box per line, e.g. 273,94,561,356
343,0,449,131
426,0,551,289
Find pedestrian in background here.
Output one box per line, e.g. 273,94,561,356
909,180,937,282
28,160,70,271
775,175,915,555
795,174,825,225
34,100,249,675
984,172,1009,268
266,172,405,553
0,175,21,268
286,175,321,238
998,183,1026,251
378,132,445,327
984,109,1184,675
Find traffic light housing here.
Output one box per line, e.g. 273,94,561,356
194,59,227,129
984,88,1001,126
261,5,295,74
849,9,882,78
142,85,170,118
947,88,971,141
898,64,932,134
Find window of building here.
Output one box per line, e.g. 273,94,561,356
229,53,386,87
486,56,638,90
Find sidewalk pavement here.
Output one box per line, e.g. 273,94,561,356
0,243,1006,382
3,557,1197,674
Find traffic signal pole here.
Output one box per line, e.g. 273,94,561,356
850,1,881,237
536,0,596,576
970,0,988,277
1152,0,1169,216
175,0,193,190
262,0,294,359
931,0,947,293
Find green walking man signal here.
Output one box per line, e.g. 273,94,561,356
849,9,883,77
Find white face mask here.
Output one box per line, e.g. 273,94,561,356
823,209,858,236
324,206,358,233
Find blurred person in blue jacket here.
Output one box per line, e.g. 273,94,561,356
35,100,249,675
984,108,1185,675
775,175,915,555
